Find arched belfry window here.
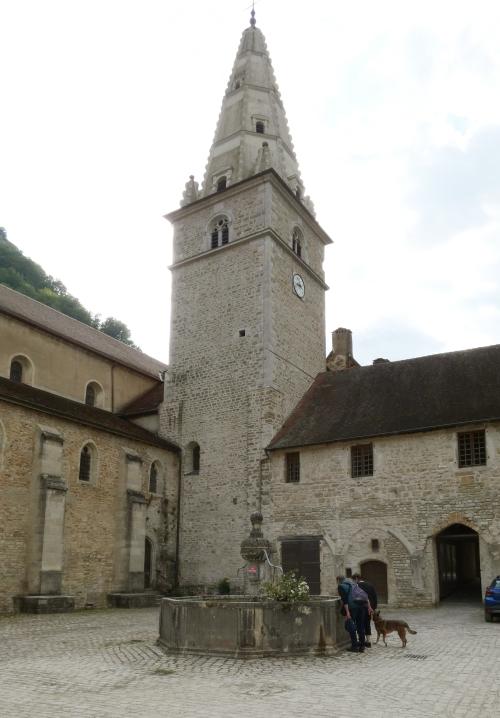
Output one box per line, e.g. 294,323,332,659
217,176,227,192
292,227,303,259
210,216,230,249
9,355,33,385
79,444,94,482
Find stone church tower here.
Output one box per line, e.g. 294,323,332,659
161,12,332,586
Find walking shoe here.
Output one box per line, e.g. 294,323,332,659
364,641,372,647
358,646,365,652
346,646,359,652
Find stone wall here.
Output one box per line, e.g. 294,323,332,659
0,399,178,613
162,173,328,589
268,423,500,606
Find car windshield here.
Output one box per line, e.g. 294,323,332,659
490,579,500,589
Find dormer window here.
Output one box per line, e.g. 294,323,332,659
217,176,227,192
256,121,265,134
292,228,303,258
210,216,230,249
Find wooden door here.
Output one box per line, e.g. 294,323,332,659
360,560,388,603
281,539,321,595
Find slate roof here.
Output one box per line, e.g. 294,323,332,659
268,345,500,450
0,376,179,452
0,284,167,379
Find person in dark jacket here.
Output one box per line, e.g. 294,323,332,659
352,572,378,647
337,575,371,652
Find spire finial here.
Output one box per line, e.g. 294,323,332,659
250,2,256,27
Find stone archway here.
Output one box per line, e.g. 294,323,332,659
436,524,481,602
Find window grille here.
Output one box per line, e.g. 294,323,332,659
10,360,23,383
458,430,486,467
351,444,373,478
217,176,227,192
85,384,96,407
286,452,300,483
149,463,158,493
211,228,219,249
221,224,229,245
79,445,92,482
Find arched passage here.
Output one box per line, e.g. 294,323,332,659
436,524,481,601
360,560,388,604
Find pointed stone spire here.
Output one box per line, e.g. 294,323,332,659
200,17,307,204
180,175,199,207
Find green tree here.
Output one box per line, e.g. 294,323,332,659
0,228,138,347
100,317,137,347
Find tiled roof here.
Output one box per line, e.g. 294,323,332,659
0,376,179,452
268,344,500,450
0,284,167,379
121,382,164,417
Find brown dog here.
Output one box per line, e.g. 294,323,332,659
372,610,417,647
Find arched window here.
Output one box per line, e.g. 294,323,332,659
10,360,23,383
9,355,33,385
149,461,163,494
185,442,200,474
210,216,230,249
256,120,265,134
84,381,104,408
85,384,96,407
79,444,92,482
193,444,200,473
292,227,303,258
217,176,227,192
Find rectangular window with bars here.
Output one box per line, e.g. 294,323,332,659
351,443,373,478
458,430,486,467
285,452,300,483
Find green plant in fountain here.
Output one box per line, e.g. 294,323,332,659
262,571,310,603
217,577,231,595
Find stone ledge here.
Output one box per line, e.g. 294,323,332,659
107,592,161,608
15,595,75,614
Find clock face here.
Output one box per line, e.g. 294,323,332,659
292,273,305,298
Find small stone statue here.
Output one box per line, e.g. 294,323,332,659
180,175,199,207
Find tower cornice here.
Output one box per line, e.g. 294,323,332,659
166,168,332,247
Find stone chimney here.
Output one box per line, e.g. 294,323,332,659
326,328,359,372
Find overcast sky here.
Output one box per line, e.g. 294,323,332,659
1,0,499,366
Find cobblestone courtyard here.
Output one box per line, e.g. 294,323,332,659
0,602,499,718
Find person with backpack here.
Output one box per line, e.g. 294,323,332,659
352,572,378,648
337,575,373,652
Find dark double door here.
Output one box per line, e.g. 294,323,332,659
281,538,321,595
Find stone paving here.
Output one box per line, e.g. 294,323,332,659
0,602,499,717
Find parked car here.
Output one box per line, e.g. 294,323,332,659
484,576,500,622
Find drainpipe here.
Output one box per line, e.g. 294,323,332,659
174,454,182,590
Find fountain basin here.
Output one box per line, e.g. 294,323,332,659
158,595,347,658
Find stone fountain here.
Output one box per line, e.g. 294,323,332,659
158,513,346,657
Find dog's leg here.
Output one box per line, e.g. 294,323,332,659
383,632,388,647
397,627,407,647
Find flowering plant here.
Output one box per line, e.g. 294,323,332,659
262,571,310,603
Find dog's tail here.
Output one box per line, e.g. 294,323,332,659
404,624,417,634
